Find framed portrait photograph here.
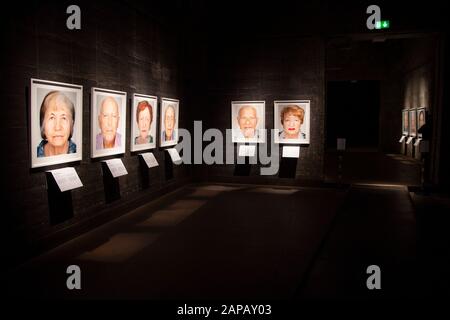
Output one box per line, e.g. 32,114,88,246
231,101,266,143
130,94,158,152
409,109,417,137
30,78,83,168
417,108,426,138
160,98,179,148
91,87,127,158
274,100,310,144
402,109,409,136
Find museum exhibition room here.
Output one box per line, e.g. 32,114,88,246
2,0,449,310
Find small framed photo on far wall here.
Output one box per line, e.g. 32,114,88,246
409,109,417,137
131,94,158,152
402,109,409,136
417,108,426,138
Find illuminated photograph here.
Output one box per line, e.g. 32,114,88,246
402,109,409,136
131,94,158,152
417,108,426,138
409,109,417,137
30,79,83,168
160,98,179,147
231,101,265,143
274,100,310,144
91,87,127,158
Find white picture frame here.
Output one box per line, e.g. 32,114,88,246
231,101,266,143
159,97,179,148
30,78,83,168
417,108,426,138
409,109,417,137
130,94,158,152
402,109,409,136
274,100,310,144
91,87,127,158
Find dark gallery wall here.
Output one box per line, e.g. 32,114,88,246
192,1,326,184
326,37,399,152
321,0,449,187
198,35,325,183
398,36,444,185
194,0,447,184
324,34,443,158
439,34,450,189
2,0,449,267
322,0,447,163
1,1,194,265
326,80,380,150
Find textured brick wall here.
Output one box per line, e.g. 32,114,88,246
198,36,326,182
2,1,192,263
2,1,446,265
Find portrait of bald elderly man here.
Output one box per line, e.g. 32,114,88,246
91,88,127,158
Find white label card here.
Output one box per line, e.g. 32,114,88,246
238,145,256,157
337,138,346,151
104,159,128,178
167,148,182,163
399,135,406,143
406,137,414,145
140,152,159,168
282,146,300,158
414,138,421,147
47,167,83,192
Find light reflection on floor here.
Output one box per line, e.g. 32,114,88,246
137,209,196,227
77,233,160,263
247,187,299,195
353,183,408,190
188,185,243,198
166,199,206,210
77,199,208,263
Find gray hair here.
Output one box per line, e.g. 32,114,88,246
39,91,75,140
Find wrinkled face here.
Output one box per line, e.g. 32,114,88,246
238,106,258,138
164,106,175,137
99,97,120,144
282,113,301,138
43,96,72,147
138,107,151,139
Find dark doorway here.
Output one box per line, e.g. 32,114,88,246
326,80,380,149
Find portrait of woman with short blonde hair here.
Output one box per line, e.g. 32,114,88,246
274,100,310,144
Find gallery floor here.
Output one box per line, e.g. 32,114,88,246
8,177,449,299
324,150,422,186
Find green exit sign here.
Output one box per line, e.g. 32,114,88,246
375,20,390,29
